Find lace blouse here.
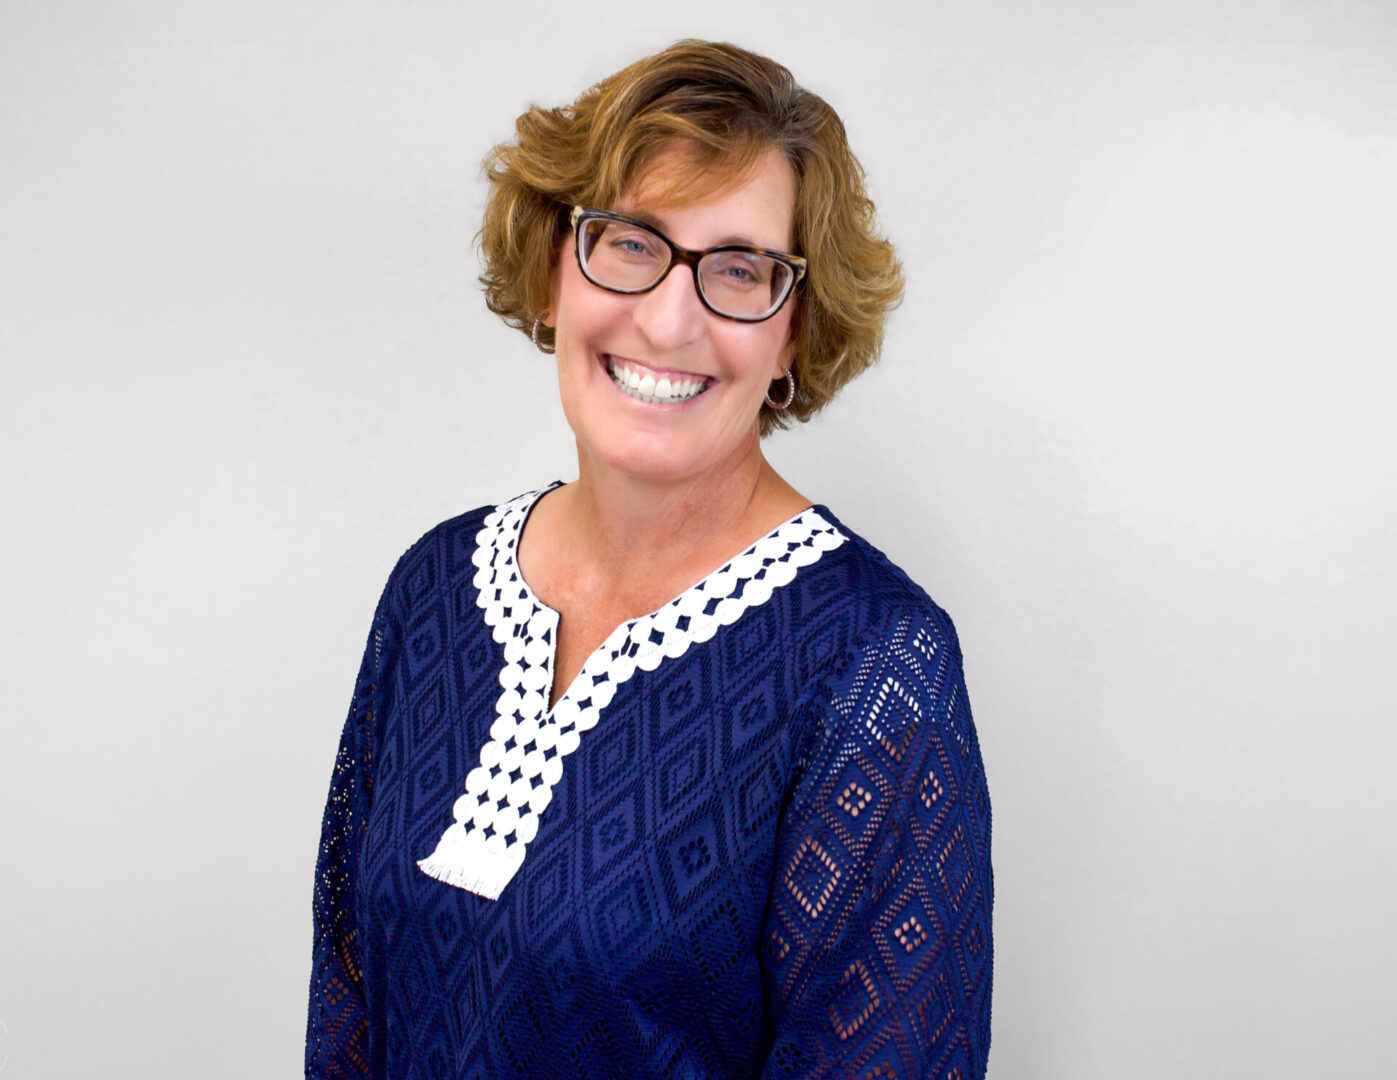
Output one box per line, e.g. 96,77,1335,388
305,485,993,1078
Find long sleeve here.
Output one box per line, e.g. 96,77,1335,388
760,606,993,1079
305,567,401,1080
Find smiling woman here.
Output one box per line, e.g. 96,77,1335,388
305,39,994,1080
547,145,801,490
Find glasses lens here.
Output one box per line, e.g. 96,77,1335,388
698,251,794,320
578,217,670,292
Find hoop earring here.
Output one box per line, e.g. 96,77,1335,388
532,318,556,355
765,369,796,410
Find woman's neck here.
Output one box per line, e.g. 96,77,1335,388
521,435,810,614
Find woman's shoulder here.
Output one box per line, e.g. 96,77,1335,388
801,502,965,662
789,507,982,803
366,487,543,618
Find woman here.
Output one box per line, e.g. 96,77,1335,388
306,40,992,1079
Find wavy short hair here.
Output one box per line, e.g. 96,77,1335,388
479,39,903,436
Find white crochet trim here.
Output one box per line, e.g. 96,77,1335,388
417,486,846,900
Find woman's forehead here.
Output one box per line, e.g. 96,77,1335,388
621,137,783,199
616,145,798,246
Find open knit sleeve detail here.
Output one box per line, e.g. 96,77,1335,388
304,560,405,1080
760,605,993,1079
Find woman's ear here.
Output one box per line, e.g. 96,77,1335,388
775,296,801,374
775,332,797,381
542,236,569,329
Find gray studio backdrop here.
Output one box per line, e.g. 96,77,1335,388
1,0,1394,1077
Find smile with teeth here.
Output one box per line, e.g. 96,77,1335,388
606,355,710,405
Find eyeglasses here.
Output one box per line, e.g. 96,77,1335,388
570,205,806,323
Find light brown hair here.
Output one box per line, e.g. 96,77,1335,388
479,39,904,435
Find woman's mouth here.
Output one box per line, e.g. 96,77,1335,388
604,355,710,405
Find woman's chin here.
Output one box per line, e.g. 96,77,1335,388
589,441,710,484
570,408,763,487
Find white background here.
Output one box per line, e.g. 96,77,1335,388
1,1,1394,1076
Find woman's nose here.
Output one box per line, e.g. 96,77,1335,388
631,263,707,351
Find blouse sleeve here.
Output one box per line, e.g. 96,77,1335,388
304,566,402,1080
760,606,993,1079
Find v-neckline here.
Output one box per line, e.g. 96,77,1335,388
504,482,830,718
418,484,848,899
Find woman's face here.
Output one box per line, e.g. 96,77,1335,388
547,146,798,486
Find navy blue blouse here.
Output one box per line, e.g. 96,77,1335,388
306,486,993,1078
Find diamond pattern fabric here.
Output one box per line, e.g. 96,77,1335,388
306,487,993,1078
417,487,847,900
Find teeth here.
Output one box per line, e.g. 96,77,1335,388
607,357,708,405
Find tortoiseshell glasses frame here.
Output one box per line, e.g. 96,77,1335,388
569,205,807,323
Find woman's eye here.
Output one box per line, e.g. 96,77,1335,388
707,254,769,288
607,230,659,257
